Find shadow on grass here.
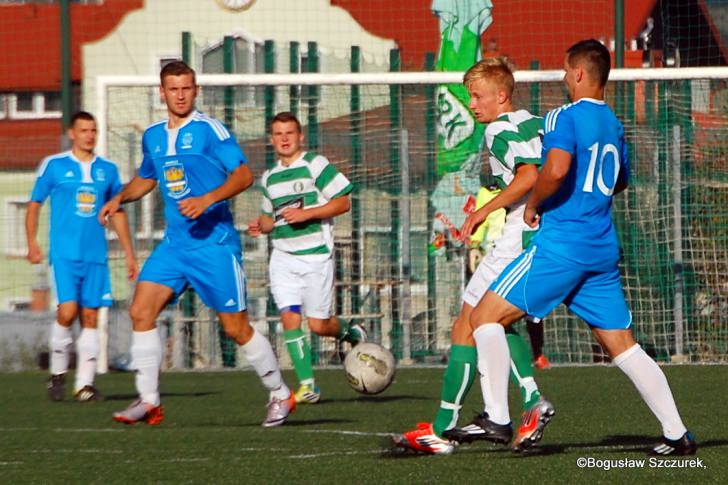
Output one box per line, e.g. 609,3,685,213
332,394,431,403
102,391,221,402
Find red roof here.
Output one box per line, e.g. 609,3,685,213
333,0,657,70
0,0,142,91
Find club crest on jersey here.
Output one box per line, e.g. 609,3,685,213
94,168,106,182
181,132,193,149
163,160,190,199
75,186,98,217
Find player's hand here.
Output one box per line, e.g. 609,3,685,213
459,208,488,243
125,255,139,281
247,218,262,237
26,242,43,264
524,205,540,228
99,196,121,226
178,194,213,219
281,207,309,224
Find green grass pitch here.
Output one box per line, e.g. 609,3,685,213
0,366,725,484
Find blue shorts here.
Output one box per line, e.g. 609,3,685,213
50,259,112,308
139,241,247,313
490,245,632,329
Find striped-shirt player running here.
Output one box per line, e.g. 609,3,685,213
248,112,366,406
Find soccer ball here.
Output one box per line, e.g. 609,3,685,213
344,342,396,395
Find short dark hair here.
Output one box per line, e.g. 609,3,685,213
270,112,302,133
160,60,196,85
70,111,95,127
566,39,611,87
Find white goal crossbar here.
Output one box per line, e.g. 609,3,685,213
95,66,728,156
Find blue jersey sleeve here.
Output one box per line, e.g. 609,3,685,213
543,108,576,156
212,134,247,173
107,165,123,200
138,134,157,180
29,159,55,203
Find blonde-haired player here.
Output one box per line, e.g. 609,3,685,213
394,57,554,454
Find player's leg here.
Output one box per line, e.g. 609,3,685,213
73,262,113,401
281,309,319,404
112,281,173,425
303,258,366,345
470,247,575,449
113,243,181,425
506,325,543,410
47,260,81,401
188,243,294,426
394,263,483,454
217,311,294,426
569,270,695,455
525,316,550,369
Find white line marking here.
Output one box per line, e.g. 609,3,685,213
288,450,381,459
300,429,391,437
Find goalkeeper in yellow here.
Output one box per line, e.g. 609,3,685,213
394,57,554,454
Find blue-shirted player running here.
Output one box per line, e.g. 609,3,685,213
468,39,696,455
26,111,138,402
100,61,294,427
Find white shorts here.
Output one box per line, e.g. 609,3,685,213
462,251,516,308
269,249,334,319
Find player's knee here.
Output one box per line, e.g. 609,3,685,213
129,302,157,330
56,307,78,326
220,315,253,344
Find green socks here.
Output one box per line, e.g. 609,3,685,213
506,329,541,410
433,345,477,436
284,328,314,385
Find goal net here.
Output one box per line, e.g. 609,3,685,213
97,67,728,368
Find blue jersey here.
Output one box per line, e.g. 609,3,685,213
29,151,122,264
139,111,248,250
536,98,630,270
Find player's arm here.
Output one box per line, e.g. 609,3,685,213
178,164,253,219
109,210,139,281
281,194,350,224
524,148,572,227
99,175,157,225
25,201,43,264
460,164,539,240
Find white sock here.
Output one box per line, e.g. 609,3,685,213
74,328,99,390
131,329,162,406
613,344,687,440
49,321,72,376
473,324,511,425
242,329,290,401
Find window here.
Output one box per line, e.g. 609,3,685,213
6,92,62,120
5,198,28,257
0,94,7,119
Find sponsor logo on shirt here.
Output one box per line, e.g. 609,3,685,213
65,170,74,178
163,160,191,199
75,186,98,217
274,197,303,222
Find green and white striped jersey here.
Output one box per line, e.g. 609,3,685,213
484,109,543,257
260,151,353,259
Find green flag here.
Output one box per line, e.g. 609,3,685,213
433,0,493,176
429,0,493,251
